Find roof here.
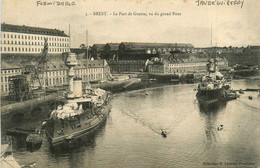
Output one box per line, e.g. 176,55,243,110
1,53,108,71
106,43,120,50
92,44,106,51
249,45,260,49
75,59,106,69
1,59,22,69
1,23,69,37
120,42,194,50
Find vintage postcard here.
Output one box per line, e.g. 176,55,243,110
1,0,259,168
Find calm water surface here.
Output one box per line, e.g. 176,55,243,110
10,80,260,168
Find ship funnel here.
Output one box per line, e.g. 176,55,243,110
65,52,78,98
73,78,83,98
66,53,77,66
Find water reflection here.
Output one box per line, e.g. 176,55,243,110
198,101,227,159
50,118,108,156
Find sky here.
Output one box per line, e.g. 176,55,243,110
2,0,260,48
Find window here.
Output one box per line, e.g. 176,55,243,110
11,35,13,38
25,36,27,39
22,35,23,39
28,36,30,40
3,34,5,38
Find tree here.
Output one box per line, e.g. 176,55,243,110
80,44,86,49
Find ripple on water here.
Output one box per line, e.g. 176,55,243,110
8,82,260,168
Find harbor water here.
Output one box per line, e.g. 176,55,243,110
5,79,260,168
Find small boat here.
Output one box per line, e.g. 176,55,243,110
248,96,253,100
21,162,36,168
1,144,21,168
161,130,167,137
226,91,239,100
217,125,224,131
26,133,42,149
239,89,244,94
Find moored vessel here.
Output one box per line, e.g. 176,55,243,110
44,53,112,147
196,58,233,108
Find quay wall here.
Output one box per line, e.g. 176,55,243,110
1,93,59,115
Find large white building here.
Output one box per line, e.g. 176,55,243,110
1,23,70,54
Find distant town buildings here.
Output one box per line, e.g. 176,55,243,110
107,60,146,73
103,43,120,60
148,55,229,74
118,42,194,60
1,61,22,97
1,55,110,98
1,23,70,54
1,22,258,98
91,44,106,59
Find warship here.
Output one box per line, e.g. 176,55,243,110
196,58,233,108
45,53,112,147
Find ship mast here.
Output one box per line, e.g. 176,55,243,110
210,23,212,48
86,29,90,86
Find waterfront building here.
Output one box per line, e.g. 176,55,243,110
36,56,110,87
74,59,110,83
1,23,70,54
148,56,228,74
102,43,120,60
91,44,106,59
107,60,146,73
1,55,111,97
1,60,22,97
118,42,194,60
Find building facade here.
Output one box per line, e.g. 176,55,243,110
102,43,120,60
91,44,106,59
1,56,111,98
1,61,22,96
1,23,70,54
107,60,146,73
148,57,228,74
118,42,194,60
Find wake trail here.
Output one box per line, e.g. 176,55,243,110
235,99,260,111
119,102,197,136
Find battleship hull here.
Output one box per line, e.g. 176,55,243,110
196,87,226,109
45,96,112,147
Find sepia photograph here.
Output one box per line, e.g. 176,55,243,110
1,0,260,167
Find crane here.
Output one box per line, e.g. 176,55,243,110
25,38,48,89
